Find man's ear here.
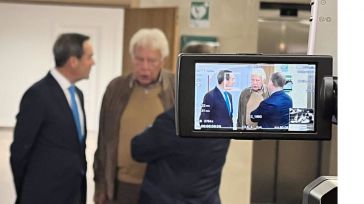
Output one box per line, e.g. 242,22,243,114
68,56,79,68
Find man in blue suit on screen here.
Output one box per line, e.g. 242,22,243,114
250,72,293,129
199,70,235,128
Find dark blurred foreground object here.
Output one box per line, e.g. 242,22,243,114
303,176,337,204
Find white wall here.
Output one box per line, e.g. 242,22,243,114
0,3,124,203
0,2,124,131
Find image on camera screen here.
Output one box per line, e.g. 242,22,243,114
195,62,316,132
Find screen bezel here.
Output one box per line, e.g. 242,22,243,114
176,54,333,140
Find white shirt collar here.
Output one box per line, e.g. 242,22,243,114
50,67,72,90
50,67,85,136
217,84,226,95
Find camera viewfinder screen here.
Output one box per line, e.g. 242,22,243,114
195,63,316,132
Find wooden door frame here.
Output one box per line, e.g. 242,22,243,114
122,7,179,75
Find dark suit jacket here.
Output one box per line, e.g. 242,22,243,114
10,72,87,204
131,108,230,204
199,86,233,128
250,90,293,128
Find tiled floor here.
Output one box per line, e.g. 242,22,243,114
1,128,251,204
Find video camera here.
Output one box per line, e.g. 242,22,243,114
176,54,334,140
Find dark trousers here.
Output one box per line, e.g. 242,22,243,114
109,180,142,204
75,174,87,204
16,174,87,204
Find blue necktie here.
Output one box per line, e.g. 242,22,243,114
223,91,231,116
68,85,83,143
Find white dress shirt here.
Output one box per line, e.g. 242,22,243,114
50,68,85,136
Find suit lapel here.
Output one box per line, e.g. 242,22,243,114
45,73,85,151
214,87,229,115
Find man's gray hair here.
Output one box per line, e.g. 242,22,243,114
129,28,169,58
270,72,286,88
251,68,266,81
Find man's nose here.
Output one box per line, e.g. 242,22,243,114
140,59,151,70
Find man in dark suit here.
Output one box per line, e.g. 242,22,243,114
131,108,230,204
10,33,95,204
200,70,235,128
250,72,293,129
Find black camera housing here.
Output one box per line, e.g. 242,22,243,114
176,54,333,140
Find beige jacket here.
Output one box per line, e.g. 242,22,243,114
93,70,175,199
236,86,269,128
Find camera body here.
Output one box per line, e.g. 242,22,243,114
176,54,333,140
